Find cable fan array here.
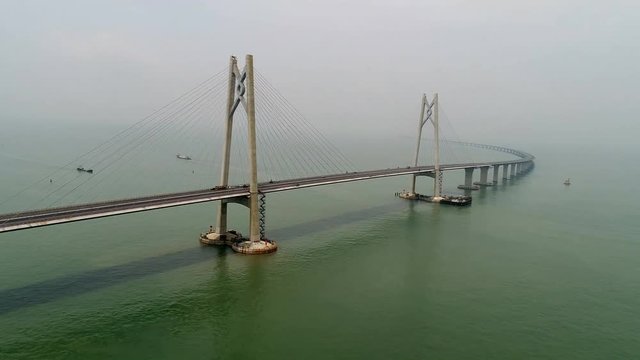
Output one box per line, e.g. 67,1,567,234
0,68,356,213
253,70,355,181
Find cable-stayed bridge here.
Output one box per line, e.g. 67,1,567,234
0,55,534,254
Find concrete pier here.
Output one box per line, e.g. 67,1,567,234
493,165,499,184
458,167,480,190
232,239,277,254
503,164,509,180
474,166,493,186
200,229,242,246
510,163,516,178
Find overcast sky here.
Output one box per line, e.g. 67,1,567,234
1,0,638,147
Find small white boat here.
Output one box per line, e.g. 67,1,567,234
563,178,571,185
176,154,192,160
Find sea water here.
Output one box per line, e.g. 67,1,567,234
0,121,638,359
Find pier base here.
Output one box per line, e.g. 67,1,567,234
473,181,493,187
232,240,278,254
398,192,418,200
200,228,277,254
457,184,480,190
199,230,242,246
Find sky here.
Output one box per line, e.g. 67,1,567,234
1,0,638,147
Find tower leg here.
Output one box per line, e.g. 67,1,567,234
231,54,277,254
434,169,443,198
410,174,418,196
202,56,239,246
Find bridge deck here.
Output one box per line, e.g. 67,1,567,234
0,159,532,233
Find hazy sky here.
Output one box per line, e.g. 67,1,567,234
1,0,638,146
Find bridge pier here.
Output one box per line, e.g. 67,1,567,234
503,164,509,180
473,166,493,186
201,199,246,245
458,167,480,190
510,163,517,178
492,165,500,184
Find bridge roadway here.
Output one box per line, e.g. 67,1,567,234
0,157,533,233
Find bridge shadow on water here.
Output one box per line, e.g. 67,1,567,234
0,202,406,315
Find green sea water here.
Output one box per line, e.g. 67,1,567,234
1,122,639,359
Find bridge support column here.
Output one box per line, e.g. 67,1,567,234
231,55,277,255
203,56,240,246
458,167,480,190
474,166,492,186
492,165,499,184
503,164,509,180
510,163,516,178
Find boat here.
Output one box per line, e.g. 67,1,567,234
441,195,473,205
564,178,571,185
398,191,471,206
76,166,93,174
176,154,192,160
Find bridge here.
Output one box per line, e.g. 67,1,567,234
0,55,534,254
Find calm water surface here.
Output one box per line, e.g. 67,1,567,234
0,123,638,359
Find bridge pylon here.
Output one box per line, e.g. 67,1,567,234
407,93,440,197
200,54,277,254
415,93,443,198
400,94,442,199
398,93,471,205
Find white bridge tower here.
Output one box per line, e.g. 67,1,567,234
409,93,442,200
201,54,277,254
